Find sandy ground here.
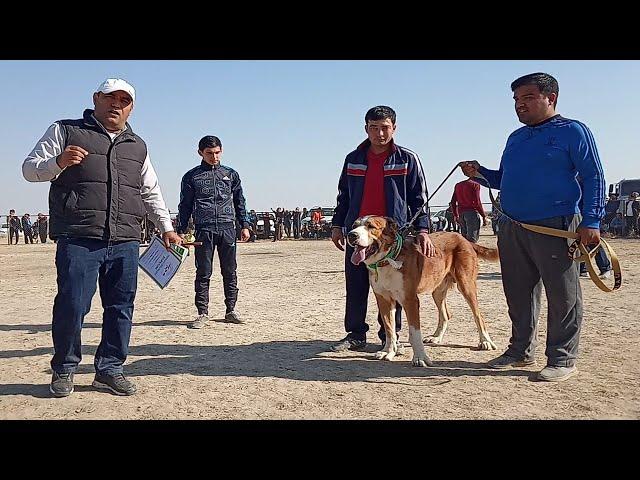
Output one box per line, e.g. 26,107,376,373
0,227,638,420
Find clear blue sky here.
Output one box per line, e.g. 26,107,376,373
1,60,638,216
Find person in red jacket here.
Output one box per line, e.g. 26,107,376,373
450,178,487,243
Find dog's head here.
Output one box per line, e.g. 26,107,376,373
347,216,399,265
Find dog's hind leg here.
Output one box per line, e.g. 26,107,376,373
455,271,497,351
404,295,433,367
423,278,453,346
374,294,398,361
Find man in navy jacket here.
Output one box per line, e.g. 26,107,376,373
330,105,435,352
177,135,251,329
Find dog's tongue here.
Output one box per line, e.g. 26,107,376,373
351,246,367,265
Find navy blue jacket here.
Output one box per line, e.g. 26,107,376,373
333,139,430,231
177,161,251,233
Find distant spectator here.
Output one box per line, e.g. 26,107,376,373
248,209,258,242
21,213,34,244
311,207,323,225
603,193,620,228
444,205,458,232
8,209,21,245
262,212,272,239
292,207,302,239
609,213,625,237
624,191,640,236
271,207,284,241
450,178,487,243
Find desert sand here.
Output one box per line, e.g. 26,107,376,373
1,228,638,419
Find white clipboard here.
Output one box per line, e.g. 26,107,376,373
138,235,189,289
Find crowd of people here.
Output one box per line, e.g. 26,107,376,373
5,210,49,244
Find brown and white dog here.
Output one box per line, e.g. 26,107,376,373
347,215,498,367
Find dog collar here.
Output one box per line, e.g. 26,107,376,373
366,233,404,281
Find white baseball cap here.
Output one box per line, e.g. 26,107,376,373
96,78,136,103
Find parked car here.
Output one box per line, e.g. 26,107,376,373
0,222,8,235
254,212,275,239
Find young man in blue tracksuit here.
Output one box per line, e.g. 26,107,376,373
177,135,252,329
330,105,436,352
461,72,605,382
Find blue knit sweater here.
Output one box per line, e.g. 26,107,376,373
477,115,605,228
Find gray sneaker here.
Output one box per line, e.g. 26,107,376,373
536,365,578,382
92,372,137,396
189,313,209,329
50,371,74,398
487,353,536,370
224,310,244,324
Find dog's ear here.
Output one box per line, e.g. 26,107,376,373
382,216,398,238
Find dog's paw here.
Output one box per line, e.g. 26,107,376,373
478,337,497,350
412,355,433,367
423,335,443,345
374,350,388,360
376,350,396,361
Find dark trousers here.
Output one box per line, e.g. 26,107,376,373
194,228,238,315
23,228,34,244
293,220,301,239
460,210,481,243
344,245,402,342
625,216,638,235
445,212,457,232
272,221,283,241
39,229,47,243
9,227,19,244
51,238,139,375
603,212,616,228
497,215,582,367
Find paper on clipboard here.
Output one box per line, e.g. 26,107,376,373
138,236,189,289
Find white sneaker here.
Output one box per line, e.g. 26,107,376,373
599,270,612,279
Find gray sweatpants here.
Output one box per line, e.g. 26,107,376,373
497,214,582,367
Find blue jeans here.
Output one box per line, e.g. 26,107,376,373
51,238,139,375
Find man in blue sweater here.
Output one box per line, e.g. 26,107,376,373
461,72,605,382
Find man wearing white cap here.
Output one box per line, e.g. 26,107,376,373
22,78,182,397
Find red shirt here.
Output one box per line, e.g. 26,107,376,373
359,148,388,217
451,179,485,218
311,210,322,224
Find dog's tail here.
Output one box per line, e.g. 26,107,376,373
471,243,499,262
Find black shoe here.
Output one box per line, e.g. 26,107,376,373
330,335,367,352
50,371,74,397
92,372,137,396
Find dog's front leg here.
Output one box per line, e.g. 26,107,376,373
374,294,397,361
405,296,433,367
